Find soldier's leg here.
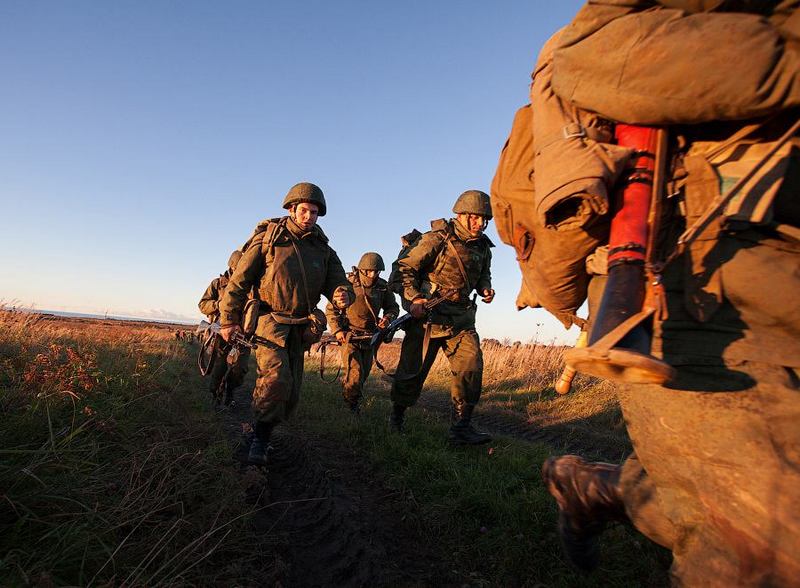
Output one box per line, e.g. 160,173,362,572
341,341,364,411
390,319,426,408
441,330,490,445
248,338,295,466
207,343,229,403
617,361,800,586
390,321,441,431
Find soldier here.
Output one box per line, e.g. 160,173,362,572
198,250,242,323
218,182,353,466
492,2,800,583
198,250,250,405
325,252,399,414
390,190,495,445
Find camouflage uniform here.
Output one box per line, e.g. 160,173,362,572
530,2,800,583
325,269,399,410
391,211,493,440
198,251,249,402
219,216,352,429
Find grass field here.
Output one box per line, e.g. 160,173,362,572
0,310,271,587
0,309,669,586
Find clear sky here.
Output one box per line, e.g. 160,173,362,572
0,0,586,344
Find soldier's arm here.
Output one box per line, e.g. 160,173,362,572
398,231,443,302
325,300,348,334
219,238,265,327
381,286,400,321
322,248,355,306
198,279,220,317
475,247,493,294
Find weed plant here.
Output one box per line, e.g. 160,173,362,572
0,310,268,587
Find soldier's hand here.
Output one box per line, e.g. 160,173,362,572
335,330,348,344
481,288,495,304
220,325,242,343
332,288,351,310
410,298,427,319
378,316,391,329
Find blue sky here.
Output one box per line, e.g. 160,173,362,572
0,0,585,344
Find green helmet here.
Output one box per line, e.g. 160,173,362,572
452,190,492,220
228,250,243,271
282,182,327,216
357,252,385,271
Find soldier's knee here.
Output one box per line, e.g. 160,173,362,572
252,377,289,412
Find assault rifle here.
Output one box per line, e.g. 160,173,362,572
197,320,264,405
370,288,459,377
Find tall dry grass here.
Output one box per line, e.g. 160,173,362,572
0,309,269,587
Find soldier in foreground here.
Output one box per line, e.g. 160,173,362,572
390,190,495,445
218,183,353,466
198,250,250,405
325,252,399,414
492,2,800,583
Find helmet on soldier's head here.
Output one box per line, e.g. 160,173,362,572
357,252,385,271
452,190,492,220
228,250,243,271
282,182,327,216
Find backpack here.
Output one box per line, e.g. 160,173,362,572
491,104,608,329
387,228,423,295
240,217,284,254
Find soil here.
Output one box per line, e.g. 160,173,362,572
211,365,632,587
218,384,458,588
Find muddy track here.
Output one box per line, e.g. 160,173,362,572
217,384,451,588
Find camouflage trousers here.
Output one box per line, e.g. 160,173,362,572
208,342,250,400
390,320,483,409
252,324,305,427
617,360,800,586
341,339,373,405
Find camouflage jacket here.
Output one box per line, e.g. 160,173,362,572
399,218,493,332
198,272,230,321
326,274,399,335
219,217,352,328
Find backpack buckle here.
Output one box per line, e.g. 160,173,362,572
562,123,587,140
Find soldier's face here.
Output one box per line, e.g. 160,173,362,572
457,213,488,237
292,202,319,231
360,270,379,286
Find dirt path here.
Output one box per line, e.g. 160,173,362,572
216,383,453,588
210,362,629,586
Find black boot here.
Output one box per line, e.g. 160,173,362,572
448,403,491,445
248,422,274,467
541,455,629,572
388,403,406,433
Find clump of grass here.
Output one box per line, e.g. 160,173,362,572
0,310,270,586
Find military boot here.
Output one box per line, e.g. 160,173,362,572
541,455,629,572
448,403,492,445
343,392,360,416
388,403,406,433
247,422,274,467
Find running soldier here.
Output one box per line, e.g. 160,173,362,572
218,182,353,466
390,190,495,445
325,252,399,413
